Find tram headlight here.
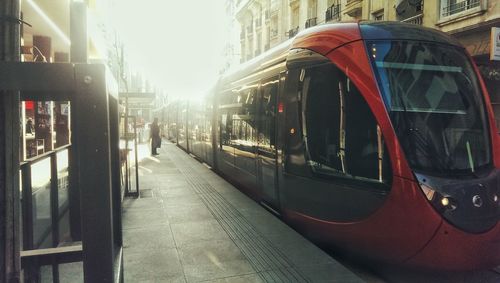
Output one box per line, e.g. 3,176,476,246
419,182,457,211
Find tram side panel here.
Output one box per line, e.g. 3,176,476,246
204,96,214,166
189,101,203,158
165,103,178,142
178,101,189,152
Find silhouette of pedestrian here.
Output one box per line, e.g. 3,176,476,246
150,118,161,155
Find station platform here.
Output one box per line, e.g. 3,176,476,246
121,141,364,282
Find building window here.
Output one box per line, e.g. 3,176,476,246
441,0,480,17
372,10,384,21
302,64,391,189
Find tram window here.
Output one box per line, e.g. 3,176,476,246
303,64,342,172
219,91,234,146
369,41,490,174
303,63,391,188
260,78,278,147
232,87,257,148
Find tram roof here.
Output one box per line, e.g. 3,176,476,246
220,21,461,86
359,21,461,46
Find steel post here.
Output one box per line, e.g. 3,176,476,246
0,0,21,282
73,64,116,282
68,0,88,242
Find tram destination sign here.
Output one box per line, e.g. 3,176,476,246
491,27,500,61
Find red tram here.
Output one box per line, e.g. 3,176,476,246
166,22,500,270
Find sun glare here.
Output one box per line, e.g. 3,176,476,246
113,0,228,100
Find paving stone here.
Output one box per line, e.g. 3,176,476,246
267,234,336,268
161,194,205,208
162,186,197,197
122,196,163,211
165,203,215,224
183,261,255,283
123,225,176,254
122,208,169,230
170,220,231,247
124,248,185,282
122,141,363,283
200,274,264,283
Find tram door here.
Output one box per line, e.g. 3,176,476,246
257,76,280,208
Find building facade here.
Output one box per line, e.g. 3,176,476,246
234,0,500,130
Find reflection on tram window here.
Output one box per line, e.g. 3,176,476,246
219,86,258,153
259,78,278,149
369,41,490,175
302,63,391,188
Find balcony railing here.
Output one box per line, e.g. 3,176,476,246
288,26,299,39
305,17,317,29
442,0,480,17
401,13,423,25
325,4,341,22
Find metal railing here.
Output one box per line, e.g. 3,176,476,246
121,115,140,198
442,0,480,17
20,144,76,281
305,17,317,29
325,4,341,22
401,13,423,25
288,26,299,39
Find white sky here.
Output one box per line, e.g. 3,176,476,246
113,0,229,99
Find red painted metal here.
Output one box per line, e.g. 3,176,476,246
292,22,362,56
282,22,500,270
284,177,442,263
469,52,500,168
405,220,500,270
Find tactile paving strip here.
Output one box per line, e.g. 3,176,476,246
169,147,309,283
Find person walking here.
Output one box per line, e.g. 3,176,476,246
150,118,161,155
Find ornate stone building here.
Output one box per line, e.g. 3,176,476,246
233,0,499,130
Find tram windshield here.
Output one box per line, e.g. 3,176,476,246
368,40,491,175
